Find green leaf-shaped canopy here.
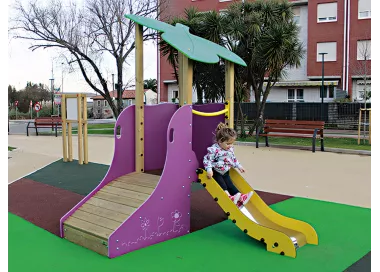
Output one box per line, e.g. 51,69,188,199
125,14,247,67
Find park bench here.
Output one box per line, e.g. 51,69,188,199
256,119,325,153
26,117,63,137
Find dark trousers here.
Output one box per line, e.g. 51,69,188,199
213,169,240,196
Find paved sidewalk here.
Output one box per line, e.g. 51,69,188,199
8,135,114,184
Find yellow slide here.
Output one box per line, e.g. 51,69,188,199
196,168,318,258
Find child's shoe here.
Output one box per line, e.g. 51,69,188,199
240,191,254,205
229,192,241,204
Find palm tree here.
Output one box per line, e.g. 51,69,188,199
160,0,303,131
224,0,304,131
159,8,226,104
143,78,157,93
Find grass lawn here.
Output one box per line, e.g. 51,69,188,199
84,123,115,129
238,136,371,151
8,146,16,151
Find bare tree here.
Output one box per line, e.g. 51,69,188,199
9,0,165,118
351,38,371,143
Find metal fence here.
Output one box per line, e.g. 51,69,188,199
234,102,371,130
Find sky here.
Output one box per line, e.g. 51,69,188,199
7,0,158,95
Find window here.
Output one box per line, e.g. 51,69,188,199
317,2,337,22
288,89,304,102
104,100,107,106
293,7,300,25
173,90,179,99
97,100,101,106
357,40,371,60
219,9,228,16
320,86,335,98
358,0,371,19
317,42,337,62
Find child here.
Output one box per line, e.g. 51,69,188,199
203,122,254,208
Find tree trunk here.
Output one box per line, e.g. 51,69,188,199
196,82,203,104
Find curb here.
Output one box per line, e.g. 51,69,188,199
235,141,371,156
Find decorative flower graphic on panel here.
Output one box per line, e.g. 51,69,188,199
141,218,150,230
171,210,182,223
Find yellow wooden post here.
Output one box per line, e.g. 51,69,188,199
358,109,362,145
83,94,89,164
135,23,144,172
225,60,234,128
61,94,68,162
68,122,73,161
77,94,83,164
178,53,193,106
369,109,371,144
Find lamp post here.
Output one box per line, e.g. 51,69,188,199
319,52,327,121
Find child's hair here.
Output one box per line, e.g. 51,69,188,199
215,122,237,143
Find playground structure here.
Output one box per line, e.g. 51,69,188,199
61,93,88,165
358,108,371,145
59,15,318,259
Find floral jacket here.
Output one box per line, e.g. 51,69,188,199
203,143,242,175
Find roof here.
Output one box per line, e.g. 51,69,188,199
91,89,149,100
124,14,247,67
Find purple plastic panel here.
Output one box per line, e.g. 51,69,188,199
144,103,178,171
59,105,136,237
192,103,225,168
108,105,198,258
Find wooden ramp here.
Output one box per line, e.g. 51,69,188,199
62,172,160,256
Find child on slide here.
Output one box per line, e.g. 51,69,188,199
203,122,254,208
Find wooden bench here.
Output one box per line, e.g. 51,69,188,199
27,117,63,137
256,119,325,153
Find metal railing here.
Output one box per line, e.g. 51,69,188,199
234,102,371,130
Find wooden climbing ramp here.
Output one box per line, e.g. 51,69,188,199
62,173,160,256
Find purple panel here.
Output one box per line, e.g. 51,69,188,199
192,103,225,168
144,103,178,171
108,105,198,258
59,106,136,237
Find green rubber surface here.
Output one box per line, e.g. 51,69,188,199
25,159,109,196
8,197,370,272
25,159,203,195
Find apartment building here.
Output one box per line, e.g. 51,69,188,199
157,0,371,103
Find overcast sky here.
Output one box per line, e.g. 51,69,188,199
7,0,158,94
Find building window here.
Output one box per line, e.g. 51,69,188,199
293,7,300,25
317,2,337,22
97,109,101,114
288,89,304,102
357,40,371,60
173,90,179,99
358,0,371,19
104,100,107,106
317,42,337,62
320,86,335,98
97,100,101,106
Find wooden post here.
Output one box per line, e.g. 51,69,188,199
77,94,83,164
61,94,68,162
225,60,234,128
369,109,371,144
135,23,144,173
83,94,89,164
178,53,193,106
68,122,73,161
358,109,362,145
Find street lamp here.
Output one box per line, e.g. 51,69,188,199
319,52,327,121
